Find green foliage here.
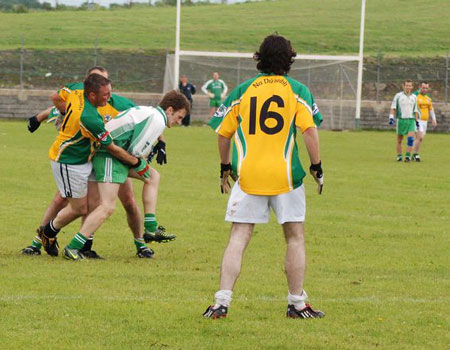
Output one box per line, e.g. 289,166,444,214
0,121,449,349
0,0,448,56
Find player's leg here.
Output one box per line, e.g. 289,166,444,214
413,121,426,161
405,130,415,162
79,180,102,258
396,135,403,161
182,113,191,126
64,182,120,260
203,223,254,319
204,184,268,319
273,185,324,318
117,178,153,258
118,178,142,239
129,168,176,244
22,191,68,255
39,162,92,256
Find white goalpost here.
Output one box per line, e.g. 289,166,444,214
168,0,366,129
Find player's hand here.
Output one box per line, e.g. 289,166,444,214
208,93,214,99
309,162,323,195
27,115,41,133
432,119,437,128
148,141,167,165
388,116,395,125
133,158,151,179
220,163,237,194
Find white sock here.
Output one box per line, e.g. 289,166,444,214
288,290,308,310
214,290,233,307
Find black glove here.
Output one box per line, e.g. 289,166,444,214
148,141,167,165
309,162,324,195
415,120,420,129
27,115,41,133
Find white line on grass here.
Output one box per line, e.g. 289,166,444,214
0,295,448,304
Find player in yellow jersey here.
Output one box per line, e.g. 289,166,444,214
36,74,151,258
412,81,437,161
203,35,324,319
23,67,161,258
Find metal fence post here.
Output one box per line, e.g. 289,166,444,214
94,37,98,66
19,35,24,89
445,52,449,104
376,51,381,103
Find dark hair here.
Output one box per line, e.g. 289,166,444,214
86,66,108,77
254,34,296,75
84,74,111,96
420,81,429,85
404,79,413,84
159,90,190,114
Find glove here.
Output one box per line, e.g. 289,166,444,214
388,116,395,125
208,92,214,99
133,158,151,179
220,163,238,194
27,115,41,133
148,141,167,165
309,162,324,195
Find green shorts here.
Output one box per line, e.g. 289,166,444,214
209,98,222,108
396,118,416,136
92,153,129,184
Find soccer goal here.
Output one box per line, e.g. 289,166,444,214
164,51,360,130
166,0,366,129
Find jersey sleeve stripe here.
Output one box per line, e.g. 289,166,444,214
295,95,313,115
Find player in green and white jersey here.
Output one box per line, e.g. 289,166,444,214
63,90,190,260
23,67,154,259
202,71,228,119
388,79,419,162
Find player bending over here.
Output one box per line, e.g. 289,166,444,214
63,90,190,260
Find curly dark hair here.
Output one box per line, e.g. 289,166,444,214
254,34,296,75
159,90,190,114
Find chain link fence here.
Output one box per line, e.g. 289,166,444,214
1,39,448,103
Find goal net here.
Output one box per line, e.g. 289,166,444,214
163,51,360,130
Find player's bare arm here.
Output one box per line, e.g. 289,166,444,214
51,91,66,114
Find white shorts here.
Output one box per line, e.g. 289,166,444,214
51,161,92,198
225,183,306,224
417,120,428,134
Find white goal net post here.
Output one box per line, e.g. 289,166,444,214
163,50,362,130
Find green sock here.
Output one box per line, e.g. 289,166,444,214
406,152,411,158
67,233,87,250
397,154,402,157
144,214,157,232
31,236,42,249
134,238,146,251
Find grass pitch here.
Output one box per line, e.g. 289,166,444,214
0,121,449,349
0,0,449,56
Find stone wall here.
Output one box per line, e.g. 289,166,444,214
1,89,449,132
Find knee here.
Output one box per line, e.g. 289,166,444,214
149,169,160,185
101,203,115,218
77,203,89,216
55,195,68,207
407,136,414,147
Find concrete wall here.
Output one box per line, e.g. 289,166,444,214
1,89,449,132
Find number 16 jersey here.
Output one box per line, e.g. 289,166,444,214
209,74,322,195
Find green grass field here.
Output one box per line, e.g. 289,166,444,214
0,0,449,56
0,121,449,349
